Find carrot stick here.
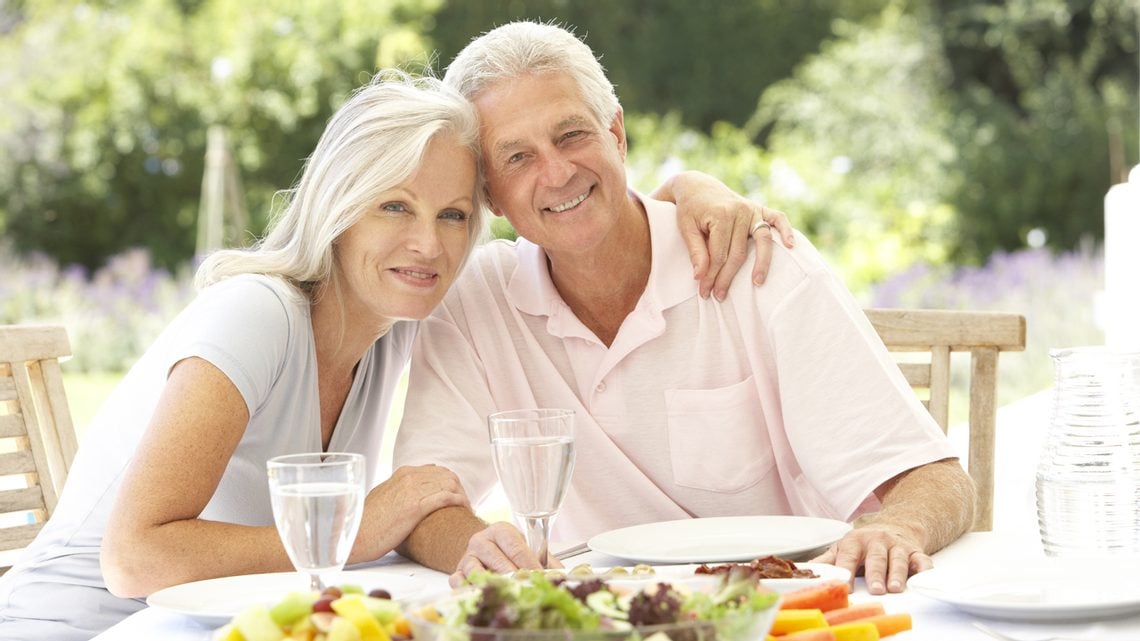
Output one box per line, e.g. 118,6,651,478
779,581,850,612
822,602,886,625
859,613,912,638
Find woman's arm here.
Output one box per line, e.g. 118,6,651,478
101,357,469,598
101,357,285,597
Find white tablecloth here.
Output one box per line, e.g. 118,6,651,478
92,530,1140,641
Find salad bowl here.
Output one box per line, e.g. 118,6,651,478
405,570,781,641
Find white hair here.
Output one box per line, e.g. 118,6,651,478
196,70,485,294
443,21,620,128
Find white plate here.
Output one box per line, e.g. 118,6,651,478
147,569,429,626
908,556,1140,622
586,516,852,564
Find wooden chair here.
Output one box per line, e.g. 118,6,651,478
865,308,1027,532
0,325,79,572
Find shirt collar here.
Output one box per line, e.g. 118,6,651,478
505,192,697,320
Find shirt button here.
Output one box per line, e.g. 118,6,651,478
595,382,607,393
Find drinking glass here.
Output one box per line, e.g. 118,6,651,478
267,452,366,592
488,409,575,567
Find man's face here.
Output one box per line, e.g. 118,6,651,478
473,72,629,256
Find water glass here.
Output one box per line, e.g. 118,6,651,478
488,409,575,567
267,452,366,591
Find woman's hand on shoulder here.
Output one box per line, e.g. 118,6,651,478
652,170,795,301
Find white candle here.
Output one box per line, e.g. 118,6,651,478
1104,165,1140,350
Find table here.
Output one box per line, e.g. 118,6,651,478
93,530,1140,641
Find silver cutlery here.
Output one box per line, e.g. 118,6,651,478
552,541,590,561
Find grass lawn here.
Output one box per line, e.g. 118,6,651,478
62,371,122,441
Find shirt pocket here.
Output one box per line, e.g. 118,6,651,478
665,375,775,493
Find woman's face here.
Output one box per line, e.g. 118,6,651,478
334,133,477,328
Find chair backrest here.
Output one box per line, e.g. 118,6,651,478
0,325,79,568
865,308,1027,532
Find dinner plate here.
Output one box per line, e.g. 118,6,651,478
586,516,852,564
908,556,1140,622
147,569,429,626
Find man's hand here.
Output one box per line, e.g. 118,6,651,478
651,171,795,301
811,458,975,595
810,523,932,595
447,522,563,587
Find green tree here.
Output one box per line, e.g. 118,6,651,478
745,5,960,287
738,0,1137,275
933,0,1139,261
0,0,440,271
426,0,884,132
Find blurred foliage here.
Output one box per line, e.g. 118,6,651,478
0,0,1135,292
933,0,1139,262
0,0,440,271
0,243,195,371
746,5,960,286
426,0,884,131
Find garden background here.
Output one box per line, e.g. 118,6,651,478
0,0,1136,468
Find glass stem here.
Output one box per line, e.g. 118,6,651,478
309,572,323,593
523,516,552,567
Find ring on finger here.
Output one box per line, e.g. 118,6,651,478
749,220,772,236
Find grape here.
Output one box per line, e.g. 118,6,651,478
321,586,343,599
369,588,392,600
312,597,335,613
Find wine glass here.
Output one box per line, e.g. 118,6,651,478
488,409,575,567
267,452,366,592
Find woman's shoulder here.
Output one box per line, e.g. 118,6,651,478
196,274,306,318
203,273,302,301
173,274,309,355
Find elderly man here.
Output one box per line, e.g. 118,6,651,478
394,21,975,595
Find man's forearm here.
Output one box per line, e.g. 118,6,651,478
870,458,976,554
397,506,488,573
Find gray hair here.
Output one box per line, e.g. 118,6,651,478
195,70,485,293
443,21,620,128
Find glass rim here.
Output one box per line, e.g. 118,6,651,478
488,408,575,423
266,452,365,468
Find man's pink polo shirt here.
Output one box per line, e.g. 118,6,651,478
394,196,957,542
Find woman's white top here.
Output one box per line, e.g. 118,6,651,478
0,274,414,641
